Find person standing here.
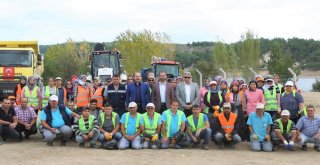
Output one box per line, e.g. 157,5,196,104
203,81,225,117
14,97,37,140
105,74,126,118
14,76,27,105
74,75,90,110
198,78,211,113
175,72,199,117
21,76,42,113
55,77,67,105
263,77,281,121
153,72,174,114
42,77,58,107
90,78,104,109
126,72,151,114
244,81,265,116
65,80,74,101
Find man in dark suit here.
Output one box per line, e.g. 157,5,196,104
126,72,151,114
153,72,174,114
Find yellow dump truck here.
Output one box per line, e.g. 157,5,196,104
0,41,43,98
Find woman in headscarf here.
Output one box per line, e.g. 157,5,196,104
65,80,74,101
244,80,265,116
199,77,211,113
21,76,42,112
14,76,27,105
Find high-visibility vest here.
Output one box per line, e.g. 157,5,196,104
16,84,22,105
42,86,58,107
124,112,141,134
204,91,222,113
276,118,292,134
217,112,237,134
142,112,161,135
165,109,183,137
90,87,103,108
79,115,95,134
76,85,90,107
264,88,278,111
24,86,39,107
187,113,205,132
100,111,117,128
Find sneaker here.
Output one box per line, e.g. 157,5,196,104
79,142,85,148
302,145,308,151
90,143,98,149
25,134,30,140
174,144,182,149
273,145,279,151
203,144,209,150
219,143,225,149
287,144,296,151
60,140,66,146
47,142,53,146
314,146,320,152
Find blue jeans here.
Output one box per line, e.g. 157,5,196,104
299,133,320,147
118,136,141,149
250,141,273,152
76,130,100,144
186,128,212,145
43,125,72,142
214,132,241,145
98,132,123,143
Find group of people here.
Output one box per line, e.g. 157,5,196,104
0,72,319,152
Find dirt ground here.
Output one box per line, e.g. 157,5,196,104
1,92,319,165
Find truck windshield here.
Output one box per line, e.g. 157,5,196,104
93,54,119,75
155,64,179,77
0,50,32,67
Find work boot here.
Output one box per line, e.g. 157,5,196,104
60,140,66,146
302,145,308,151
47,142,53,146
90,143,98,149
314,146,320,152
79,142,85,147
287,144,296,151
219,143,225,149
203,144,209,150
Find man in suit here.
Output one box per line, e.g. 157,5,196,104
153,72,174,114
126,72,151,114
175,72,199,117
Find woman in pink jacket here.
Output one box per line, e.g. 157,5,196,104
199,78,211,113
244,80,265,116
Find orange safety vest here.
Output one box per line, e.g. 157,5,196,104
217,112,237,134
90,86,103,108
16,84,22,105
76,85,90,107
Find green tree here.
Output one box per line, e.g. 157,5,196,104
227,44,238,70
268,41,296,81
237,30,260,80
212,42,229,70
43,39,91,82
115,29,175,74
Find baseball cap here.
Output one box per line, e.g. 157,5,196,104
256,77,265,82
146,103,155,108
223,102,231,108
281,110,290,116
49,95,59,101
55,77,62,80
285,81,294,86
256,103,264,109
210,81,217,85
128,102,137,108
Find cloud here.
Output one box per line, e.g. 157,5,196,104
0,0,319,44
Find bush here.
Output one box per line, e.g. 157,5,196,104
312,79,320,92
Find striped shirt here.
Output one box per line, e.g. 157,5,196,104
296,116,320,137
14,106,37,124
72,116,99,136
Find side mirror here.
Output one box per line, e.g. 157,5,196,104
89,55,93,62
37,54,43,61
36,61,42,65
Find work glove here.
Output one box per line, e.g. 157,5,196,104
104,132,113,141
225,134,232,141
213,110,219,117
264,135,270,142
252,134,258,141
151,134,159,142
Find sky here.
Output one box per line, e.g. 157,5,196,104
0,0,319,44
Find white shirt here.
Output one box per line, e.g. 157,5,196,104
185,83,191,103
159,82,166,103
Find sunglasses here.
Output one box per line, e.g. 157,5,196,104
285,85,292,87
184,77,191,79
148,79,154,82
67,83,72,85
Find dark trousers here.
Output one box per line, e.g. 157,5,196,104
184,103,192,117
0,124,20,140
114,107,126,119
160,103,168,114
15,123,37,138
136,102,145,114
